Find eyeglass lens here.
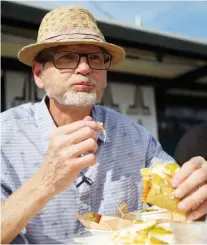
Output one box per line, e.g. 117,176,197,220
53,52,111,70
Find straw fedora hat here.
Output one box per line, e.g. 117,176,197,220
18,6,126,67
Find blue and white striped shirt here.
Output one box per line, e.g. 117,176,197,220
1,96,174,244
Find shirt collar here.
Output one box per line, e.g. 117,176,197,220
34,95,109,146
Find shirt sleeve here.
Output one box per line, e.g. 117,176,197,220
146,133,175,167
1,151,29,244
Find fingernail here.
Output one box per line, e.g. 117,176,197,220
178,202,186,210
171,179,178,188
174,189,183,198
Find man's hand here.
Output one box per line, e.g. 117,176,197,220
1,117,102,244
37,119,102,195
171,156,207,220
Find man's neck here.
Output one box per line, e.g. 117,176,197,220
48,98,93,126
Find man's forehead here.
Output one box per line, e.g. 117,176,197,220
55,44,103,52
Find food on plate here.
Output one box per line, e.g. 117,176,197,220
124,205,170,222
148,236,168,244
112,220,173,245
140,209,159,213
97,122,106,142
135,220,144,224
77,211,133,231
140,162,186,215
139,205,162,213
81,212,102,223
148,225,172,235
116,200,128,217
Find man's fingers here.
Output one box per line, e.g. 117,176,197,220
83,116,93,121
67,127,98,146
174,168,207,199
178,183,207,213
73,138,98,157
51,120,102,137
172,157,206,188
61,138,98,159
68,153,96,172
187,199,207,221
48,127,98,152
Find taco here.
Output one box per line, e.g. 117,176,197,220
140,162,186,218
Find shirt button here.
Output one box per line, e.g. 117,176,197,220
82,203,88,210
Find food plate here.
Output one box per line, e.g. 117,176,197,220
73,234,114,245
85,228,116,236
125,209,169,221
171,222,207,244
74,222,207,244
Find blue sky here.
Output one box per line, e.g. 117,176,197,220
14,1,207,40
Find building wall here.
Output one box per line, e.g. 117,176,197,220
3,71,45,109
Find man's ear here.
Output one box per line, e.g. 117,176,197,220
32,61,45,89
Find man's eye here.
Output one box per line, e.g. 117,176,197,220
62,55,76,60
90,54,101,60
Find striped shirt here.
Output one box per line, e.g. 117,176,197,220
1,96,174,244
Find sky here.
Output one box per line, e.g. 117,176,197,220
12,1,207,40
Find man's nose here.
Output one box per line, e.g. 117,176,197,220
75,57,91,75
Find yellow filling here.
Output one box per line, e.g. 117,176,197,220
97,122,106,142
140,162,186,214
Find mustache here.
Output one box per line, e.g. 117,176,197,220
68,75,97,85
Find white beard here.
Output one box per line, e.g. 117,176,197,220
54,90,98,107
44,74,102,107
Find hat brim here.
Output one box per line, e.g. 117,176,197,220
18,40,126,67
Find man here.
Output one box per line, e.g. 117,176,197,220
174,122,207,164
1,6,207,244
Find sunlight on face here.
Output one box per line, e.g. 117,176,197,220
43,74,100,106
41,44,107,106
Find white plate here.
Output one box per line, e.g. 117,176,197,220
74,234,114,245
85,228,116,236
129,209,169,221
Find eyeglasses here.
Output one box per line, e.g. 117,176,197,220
51,51,112,70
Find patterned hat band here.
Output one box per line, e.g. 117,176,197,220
40,32,106,43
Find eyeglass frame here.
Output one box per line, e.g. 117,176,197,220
39,50,112,70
